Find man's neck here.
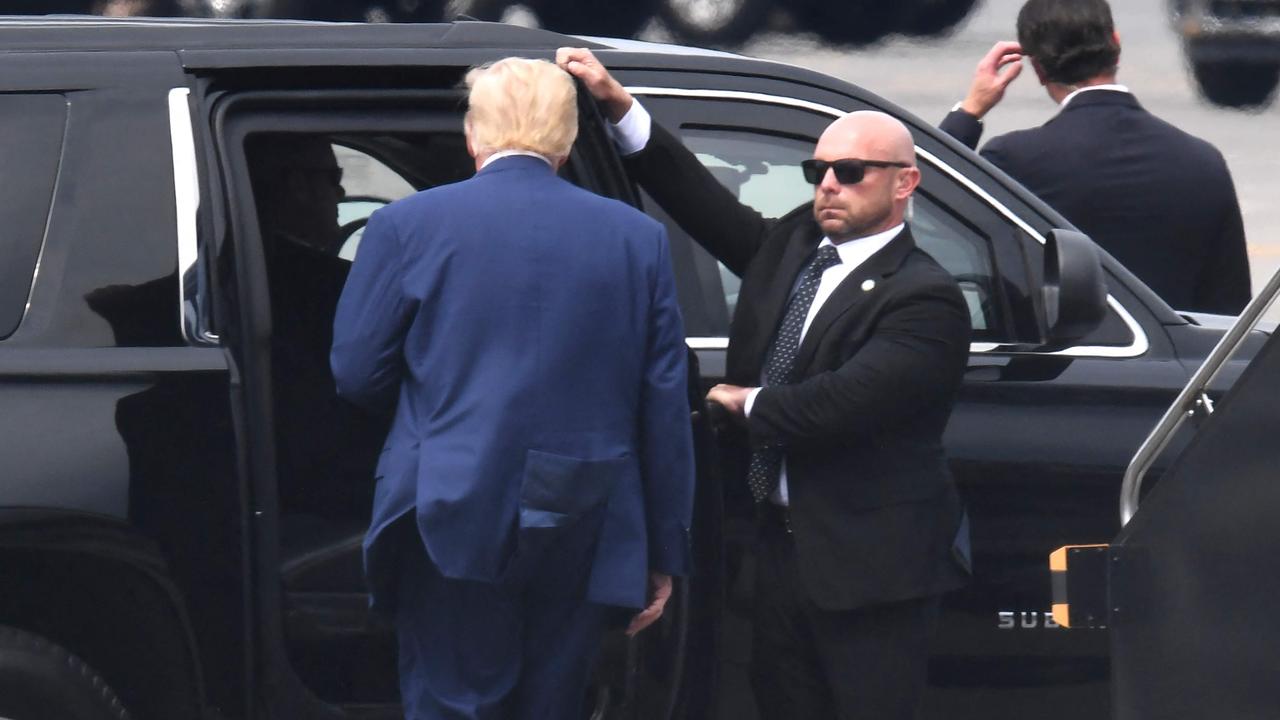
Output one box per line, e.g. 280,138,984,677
1046,73,1119,104
829,220,905,246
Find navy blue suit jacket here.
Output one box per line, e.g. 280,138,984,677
940,90,1250,314
331,156,695,612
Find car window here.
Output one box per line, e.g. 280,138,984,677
684,128,813,322
333,144,417,260
909,192,1000,333
685,128,813,217
0,94,68,340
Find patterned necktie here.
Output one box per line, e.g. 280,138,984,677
746,244,843,502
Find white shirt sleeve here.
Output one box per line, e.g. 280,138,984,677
744,387,762,418
607,99,653,156
950,100,982,124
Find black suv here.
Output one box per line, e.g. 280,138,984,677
0,16,1265,720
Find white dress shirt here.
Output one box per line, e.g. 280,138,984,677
481,149,553,169
607,100,654,155
1059,83,1131,108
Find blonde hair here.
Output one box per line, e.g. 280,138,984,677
465,57,579,160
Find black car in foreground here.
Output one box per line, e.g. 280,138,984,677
0,16,1266,720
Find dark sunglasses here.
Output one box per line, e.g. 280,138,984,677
801,158,911,185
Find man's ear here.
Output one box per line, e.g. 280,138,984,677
897,166,921,200
464,123,477,160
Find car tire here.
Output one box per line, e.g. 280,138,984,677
896,0,978,37
790,0,895,45
1191,60,1280,108
529,0,660,37
659,0,773,48
0,625,132,720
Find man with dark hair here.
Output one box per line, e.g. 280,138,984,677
940,0,1251,315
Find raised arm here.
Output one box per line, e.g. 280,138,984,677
559,46,774,277
939,41,1024,151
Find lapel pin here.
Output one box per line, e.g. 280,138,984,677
861,279,876,292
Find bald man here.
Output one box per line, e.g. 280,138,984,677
561,48,971,720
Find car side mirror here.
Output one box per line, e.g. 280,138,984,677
1043,229,1107,345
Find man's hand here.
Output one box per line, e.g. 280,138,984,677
556,47,634,123
626,572,673,636
706,384,752,418
960,41,1024,119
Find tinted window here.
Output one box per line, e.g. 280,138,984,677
684,128,812,323
909,192,1000,333
0,95,68,339
333,143,417,260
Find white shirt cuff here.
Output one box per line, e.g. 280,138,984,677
608,99,652,156
744,387,762,418
951,100,983,124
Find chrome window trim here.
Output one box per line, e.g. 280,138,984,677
169,87,216,344
628,86,1149,359
19,97,71,331
687,337,730,350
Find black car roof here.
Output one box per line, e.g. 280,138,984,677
0,15,606,51
0,15,834,82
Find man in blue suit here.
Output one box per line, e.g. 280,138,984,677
331,57,695,720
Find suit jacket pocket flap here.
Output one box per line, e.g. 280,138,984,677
519,449,630,528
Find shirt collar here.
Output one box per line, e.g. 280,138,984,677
821,222,904,264
481,149,554,169
1060,84,1131,108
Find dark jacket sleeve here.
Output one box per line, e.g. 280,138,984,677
1194,169,1252,314
639,225,696,576
624,120,774,277
330,209,416,414
747,276,970,447
938,108,984,151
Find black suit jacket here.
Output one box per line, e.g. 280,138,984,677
627,122,971,610
940,89,1250,314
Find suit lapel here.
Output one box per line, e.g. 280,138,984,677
792,227,917,371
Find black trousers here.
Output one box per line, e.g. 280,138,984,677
749,511,941,720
